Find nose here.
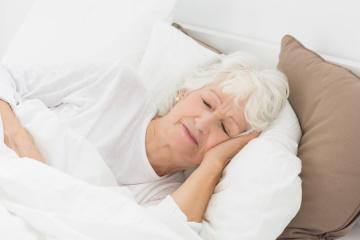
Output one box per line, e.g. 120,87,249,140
194,111,219,135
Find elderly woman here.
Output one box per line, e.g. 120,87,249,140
0,52,288,222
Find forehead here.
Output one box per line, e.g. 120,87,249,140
199,81,249,131
202,79,237,104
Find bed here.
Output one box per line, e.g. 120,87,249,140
172,1,360,239
1,0,360,239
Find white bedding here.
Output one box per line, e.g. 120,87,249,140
0,147,200,240
0,23,303,239
0,63,201,240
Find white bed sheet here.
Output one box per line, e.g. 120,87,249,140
0,63,202,240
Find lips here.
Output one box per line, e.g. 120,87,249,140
182,123,198,145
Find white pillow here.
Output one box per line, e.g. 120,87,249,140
138,21,219,91
138,21,220,115
1,0,177,68
138,22,302,240
202,102,302,240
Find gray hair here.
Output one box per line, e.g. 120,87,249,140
154,51,289,132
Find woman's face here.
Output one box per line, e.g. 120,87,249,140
159,80,249,168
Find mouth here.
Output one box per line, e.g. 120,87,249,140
181,123,198,146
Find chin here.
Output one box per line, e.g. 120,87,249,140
170,147,200,167
184,154,203,167
191,155,203,166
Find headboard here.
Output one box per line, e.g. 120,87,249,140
173,0,360,75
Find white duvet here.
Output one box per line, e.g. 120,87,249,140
0,63,200,240
0,145,199,239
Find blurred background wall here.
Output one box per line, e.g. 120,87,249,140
0,0,36,59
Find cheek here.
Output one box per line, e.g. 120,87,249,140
167,124,197,156
176,96,202,115
166,102,198,124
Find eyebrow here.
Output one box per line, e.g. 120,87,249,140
209,89,222,104
208,89,243,133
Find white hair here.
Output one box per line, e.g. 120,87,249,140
155,51,289,132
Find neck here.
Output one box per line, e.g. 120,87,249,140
145,117,183,177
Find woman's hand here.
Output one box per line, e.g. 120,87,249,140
201,131,259,173
0,100,22,137
1,100,47,164
171,131,259,222
5,127,47,164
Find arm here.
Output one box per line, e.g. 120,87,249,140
0,99,22,138
1,99,46,163
171,161,222,222
0,63,106,110
171,132,259,222
0,63,110,162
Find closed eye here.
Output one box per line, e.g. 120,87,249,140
202,99,212,109
221,122,229,136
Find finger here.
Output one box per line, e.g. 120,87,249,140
235,131,259,142
217,138,247,155
225,131,259,151
233,131,258,142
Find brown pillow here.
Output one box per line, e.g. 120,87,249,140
277,35,360,239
